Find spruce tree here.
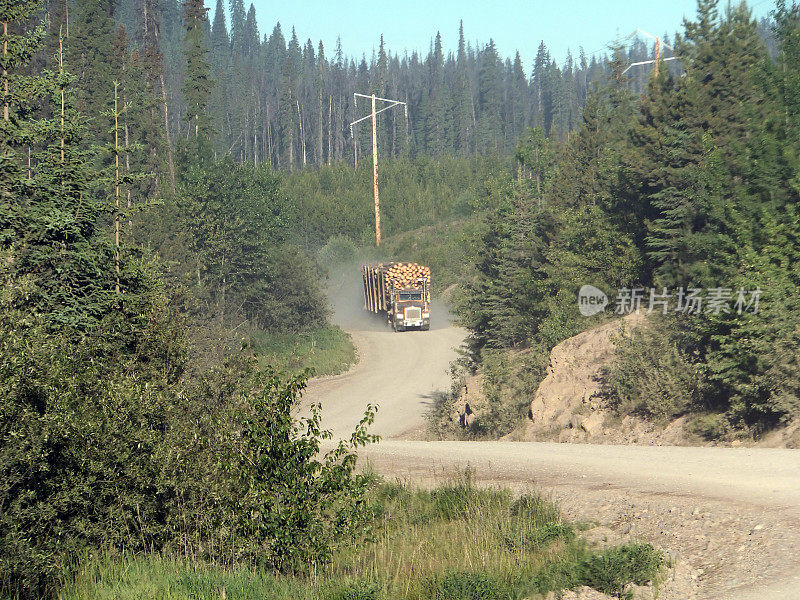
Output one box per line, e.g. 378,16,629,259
278,54,297,170
454,21,473,155
209,0,229,156
476,39,502,154
181,0,214,154
67,0,119,141
422,32,451,156
2,0,152,329
633,0,767,288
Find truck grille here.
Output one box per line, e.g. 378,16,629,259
405,307,422,320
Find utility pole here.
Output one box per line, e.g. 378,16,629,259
113,81,121,296
654,36,661,77
622,29,678,77
350,92,407,247
371,94,379,246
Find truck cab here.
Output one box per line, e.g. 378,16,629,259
391,283,430,331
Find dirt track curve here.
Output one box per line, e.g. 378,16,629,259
306,279,800,599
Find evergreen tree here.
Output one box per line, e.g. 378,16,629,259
454,20,473,155
421,32,451,155
97,0,678,166
532,41,549,128
634,0,767,288
228,0,246,54
209,0,229,155
507,51,528,146
278,54,298,170
67,0,118,140
181,0,214,152
476,39,502,154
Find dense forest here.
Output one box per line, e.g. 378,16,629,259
451,0,800,440
38,0,698,173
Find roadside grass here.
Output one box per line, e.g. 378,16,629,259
250,324,357,377
62,475,663,600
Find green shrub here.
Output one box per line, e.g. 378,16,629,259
602,319,703,420
578,543,663,598
317,235,361,268
423,571,513,600
226,372,378,573
685,412,730,440
0,294,376,598
322,579,383,600
527,554,582,595
503,523,575,553
475,348,549,437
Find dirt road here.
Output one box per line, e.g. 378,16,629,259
303,305,465,440
308,273,800,599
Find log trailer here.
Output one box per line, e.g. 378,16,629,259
362,262,431,331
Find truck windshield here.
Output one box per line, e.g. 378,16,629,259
398,291,422,301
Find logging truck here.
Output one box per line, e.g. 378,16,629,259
362,262,431,331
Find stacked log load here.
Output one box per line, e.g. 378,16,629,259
382,262,430,288
362,262,430,313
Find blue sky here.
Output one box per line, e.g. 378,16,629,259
221,0,775,71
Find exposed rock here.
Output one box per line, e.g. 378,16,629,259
525,312,645,442
580,412,605,435
556,586,615,599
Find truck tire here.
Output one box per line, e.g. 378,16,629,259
421,324,430,331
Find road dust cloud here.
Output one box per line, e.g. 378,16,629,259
324,259,387,332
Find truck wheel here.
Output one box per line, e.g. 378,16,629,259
421,324,430,331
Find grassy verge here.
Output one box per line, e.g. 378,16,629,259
250,324,357,377
62,476,663,600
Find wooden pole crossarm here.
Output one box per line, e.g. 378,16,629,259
354,92,408,104
622,55,678,75
635,29,675,51
349,101,405,129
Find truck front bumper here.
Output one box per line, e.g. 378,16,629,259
401,318,430,328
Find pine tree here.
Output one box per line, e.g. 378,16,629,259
181,0,214,153
67,0,119,141
476,39,502,154
454,20,473,155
